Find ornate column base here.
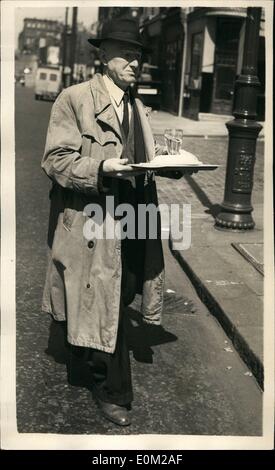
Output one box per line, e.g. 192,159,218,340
215,210,255,231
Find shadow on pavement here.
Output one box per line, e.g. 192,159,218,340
44,309,177,389
184,175,222,218
126,306,178,364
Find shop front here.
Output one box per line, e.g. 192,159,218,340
183,8,265,121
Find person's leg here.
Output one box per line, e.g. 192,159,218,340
90,300,133,406
67,344,91,387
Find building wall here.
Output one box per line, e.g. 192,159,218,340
19,18,62,55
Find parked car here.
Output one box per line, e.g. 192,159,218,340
35,66,62,101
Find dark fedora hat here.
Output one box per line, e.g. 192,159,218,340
88,17,149,51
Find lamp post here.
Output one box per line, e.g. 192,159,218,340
62,7,69,88
69,7,78,86
215,8,262,231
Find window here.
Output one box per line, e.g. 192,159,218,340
50,74,57,81
39,72,47,80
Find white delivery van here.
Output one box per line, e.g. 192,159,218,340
35,67,62,101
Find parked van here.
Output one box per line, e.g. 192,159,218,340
35,66,62,101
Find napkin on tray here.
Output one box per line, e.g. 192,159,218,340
150,149,202,166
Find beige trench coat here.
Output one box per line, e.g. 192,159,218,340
41,73,165,353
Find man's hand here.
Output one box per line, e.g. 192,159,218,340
102,158,145,178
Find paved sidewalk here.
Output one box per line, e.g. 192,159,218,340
150,110,265,139
155,137,264,387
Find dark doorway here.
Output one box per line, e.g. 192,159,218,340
211,17,242,115
161,10,184,115
162,37,183,114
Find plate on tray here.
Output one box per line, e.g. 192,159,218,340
130,150,219,171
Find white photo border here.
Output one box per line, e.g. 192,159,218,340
1,0,274,450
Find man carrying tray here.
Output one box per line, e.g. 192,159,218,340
41,16,196,427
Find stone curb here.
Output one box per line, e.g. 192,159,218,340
168,237,264,389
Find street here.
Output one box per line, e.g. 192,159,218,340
15,86,262,435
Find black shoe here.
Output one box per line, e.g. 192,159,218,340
96,398,131,426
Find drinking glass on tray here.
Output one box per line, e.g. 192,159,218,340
164,128,183,155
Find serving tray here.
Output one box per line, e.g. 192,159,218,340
130,163,219,171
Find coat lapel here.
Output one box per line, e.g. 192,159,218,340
89,74,122,142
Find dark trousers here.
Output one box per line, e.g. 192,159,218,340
90,298,133,406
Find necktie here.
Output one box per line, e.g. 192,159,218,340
122,92,129,138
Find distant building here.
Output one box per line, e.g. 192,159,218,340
16,16,101,87
18,18,63,55
16,17,63,87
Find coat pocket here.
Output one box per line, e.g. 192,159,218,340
82,131,120,162
82,130,117,147
63,207,89,232
62,207,77,231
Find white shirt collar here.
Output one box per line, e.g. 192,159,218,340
103,74,126,107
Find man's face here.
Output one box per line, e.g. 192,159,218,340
100,40,142,90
